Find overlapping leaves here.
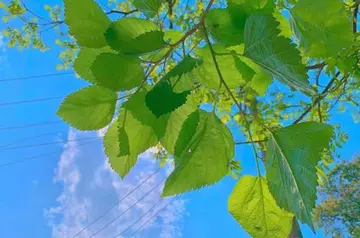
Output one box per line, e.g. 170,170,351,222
162,110,235,197
58,0,351,236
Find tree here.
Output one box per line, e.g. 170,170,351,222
0,0,359,237
314,156,360,237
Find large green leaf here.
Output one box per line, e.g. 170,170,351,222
195,45,245,89
228,176,294,238
195,45,272,94
205,8,243,46
104,111,158,178
124,91,168,138
132,0,164,18
162,110,234,196
145,80,191,118
73,47,114,84
142,30,184,62
265,122,334,229
64,0,110,48
228,0,274,39
57,86,117,130
160,94,198,154
105,18,165,54
90,52,144,91
291,0,353,58
244,15,314,95
145,55,201,117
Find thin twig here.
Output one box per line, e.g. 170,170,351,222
235,140,266,145
315,66,325,122
293,72,349,124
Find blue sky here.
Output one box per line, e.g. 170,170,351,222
0,1,359,237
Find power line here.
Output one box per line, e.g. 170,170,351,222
71,168,162,238
0,139,98,168
0,72,73,83
90,176,166,238
120,198,175,238
0,120,63,131
128,198,175,238
0,131,67,148
0,136,101,151
0,96,63,107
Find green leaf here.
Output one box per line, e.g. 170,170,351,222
146,80,191,118
142,30,183,62
117,126,130,157
64,0,110,48
243,57,273,96
91,52,144,91
273,10,292,38
228,0,274,13
105,18,164,54
205,8,243,46
244,15,314,95
164,55,203,81
265,122,334,229
124,91,168,138
167,55,203,93
104,111,158,178
228,176,294,238
234,56,256,82
162,110,234,196
173,109,200,157
57,86,117,130
73,47,114,84
291,0,353,58
228,0,275,39
195,45,245,89
130,30,166,54
132,0,164,18
160,94,198,154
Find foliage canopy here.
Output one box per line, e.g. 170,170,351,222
1,0,360,237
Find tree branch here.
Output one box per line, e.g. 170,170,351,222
315,66,325,122
167,0,174,29
293,72,348,124
353,0,359,33
42,9,139,25
306,62,326,70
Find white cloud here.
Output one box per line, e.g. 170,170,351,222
45,129,186,238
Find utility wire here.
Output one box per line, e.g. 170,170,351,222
71,168,162,238
128,198,175,238
0,136,101,152
0,131,66,148
0,96,63,107
0,121,63,131
89,176,166,238
0,139,98,168
0,72,73,83
113,198,164,238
